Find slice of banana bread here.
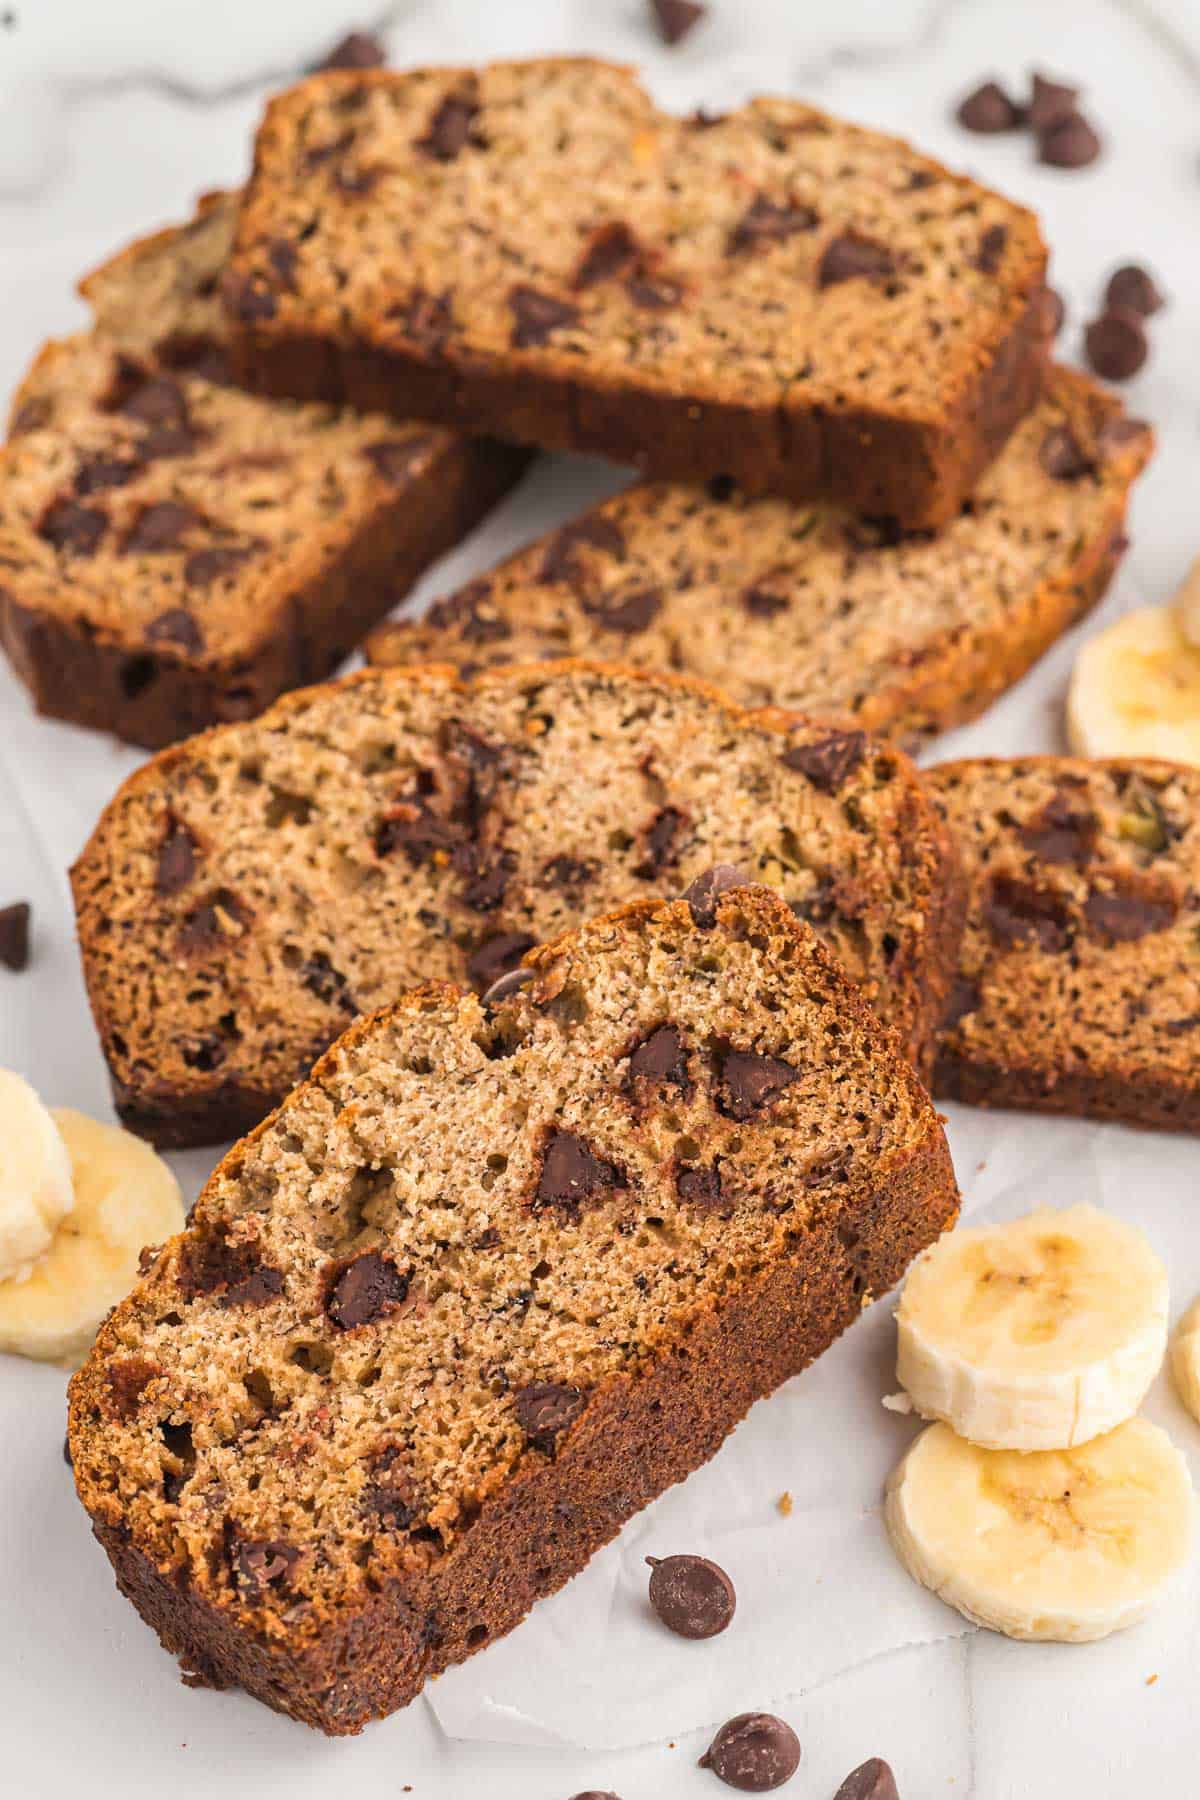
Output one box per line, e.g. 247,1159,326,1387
927,756,1200,1130
369,370,1150,743
225,59,1050,528
67,884,959,1732
71,661,963,1149
0,191,524,749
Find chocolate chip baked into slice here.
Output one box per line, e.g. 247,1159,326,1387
928,756,1200,1130
71,661,963,1148
0,191,524,749
369,371,1151,743
68,882,959,1732
226,59,1049,528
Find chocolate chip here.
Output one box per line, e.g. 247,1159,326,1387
373,788,461,865
583,588,662,634
390,286,455,350
466,931,536,993
1039,425,1093,482
178,1227,283,1308
1020,793,1099,865
1033,286,1065,337
265,237,299,292
514,1381,586,1453
416,89,484,160
116,373,189,429
984,876,1073,952
649,0,706,43
157,331,234,385
298,951,355,1011
1084,308,1148,382
540,514,627,586
743,585,788,619
363,1447,422,1529
974,224,1008,274
628,1025,689,1090
139,423,199,461
1105,263,1165,317
699,1713,801,1791
145,609,205,653
646,1553,736,1638
457,847,514,912
364,436,438,484
1083,885,1177,942
39,499,106,556
634,806,689,880
728,194,819,257
220,268,278,324
956,79,1025,132
0,901,31,971
509,285,581,349
676,1163,728,1211
184,545,251,589
573,221,640,288
479,967,534,1008
107,1355,162,1419
818,233,896,288
232,1537,300,1595
10,396,51,434
1037,112,1101,169
717,1049,800,1121
942,975,981,1030
834,1759,899,1800
427,581,511,645
682,864,747,928
312,30,384,71
1028,72,1080,131
567,1793,622,1800
73,453,139,495
535,1131,624,1217
781,728,867,793
124,501,202,554
542,854,597,891
326,1251,411,1329
177,887,250,957
156,819,198,894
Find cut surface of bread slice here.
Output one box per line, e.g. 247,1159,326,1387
369,370,1151,743
0,191,524,749
68,884,959,1732
226,59,1050,528
71,661,962,1149
928,756,1200,1130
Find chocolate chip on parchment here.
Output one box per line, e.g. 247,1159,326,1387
1084,308,1148,381
834,1759,899,1800
514,1381,586,1453
534,1131,624,1217
699,1712,801,1791
974,223,1008,274
509,285,581,349
1038,425,1092,482
326,1251,411,1330
818,233,896,288
416,89,484,161
0,901,31,971
717,1050,800,1121
682,864,747,928
466,931,536,993
38,499,107,556
145,608,205,653
1028,72,1079,131
956,79,1025,133
1083,885,1178,942
646,1552,736,1638
728,194,819,257
649,0,707,45
156,818,198,894
1037,111,1101,169
781,728,866,793
628,1025,689,1090
1105,263,1165,317
1019,793,1099,865
311,29,384,71
124,501,202,554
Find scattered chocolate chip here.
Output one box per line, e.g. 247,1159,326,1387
38,498,106,556
312,30,384,71
479,967,533,1009
635,806,689,879
717,1049,800,1121
417,89,484,160
818,233,896,288
573,221,639,288
649,0,706,42
628,1025,689,1091
232,1536,300,1595
1037,111,1101,169
514,1381,586,1453
676,1163,728,1211
535,1131,624,1217
956,79,1025,132
1038,425,1093,482
184,545,251,589
178,1227,283,1308
1033,285,1065,337
542,854,597,892
426,581,511,645
466,931,536,993
700,1712,801,1791
326,1251,411,1329
781,728,867,793
156,819,198,894
220,268,278,324
743,585,789,619
646,1553,736,1638
974,223,1008,274
364,436,438,484
540,514,627,586
124,501,202,554
1105,263,1164,317
682,864,747,928
942,975,981,1030
509,285,581,349
73,453,139,496
0,901,31,971
144,608,205,653
1083,885,1178,942
1084,308,1148,381
984,875,1073,952
728,194,819,257
583,588,662,634
1020,793,1099,865
834,1759,899,1800
1028,72,1079,132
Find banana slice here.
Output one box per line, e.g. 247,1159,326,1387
1170,1296,1200,1425
896,1205,1168,1450
0,1069,74,1284
886,1419,1194,1642
1174,554,1200,649
0,1108,184,1366
1067,604,1200,765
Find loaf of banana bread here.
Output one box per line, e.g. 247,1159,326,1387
68,882,959,1731
225,59,1050,528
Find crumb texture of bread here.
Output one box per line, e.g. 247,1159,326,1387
70,662,962,1147
929,756,1200,1130
68,887,959,1732
0,191,523,748
369,370,1151,743
226,59,1051,526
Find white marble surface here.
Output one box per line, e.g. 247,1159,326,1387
1,2,1199,1796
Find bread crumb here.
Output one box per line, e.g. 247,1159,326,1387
777,1491,794,1517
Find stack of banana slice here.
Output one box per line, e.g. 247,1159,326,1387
1068,554,1200,763
885,1205,1196,1642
